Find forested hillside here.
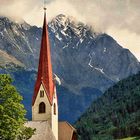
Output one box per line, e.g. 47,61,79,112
75,72,140,140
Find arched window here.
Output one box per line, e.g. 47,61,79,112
54,103,56,115
39,102,46,113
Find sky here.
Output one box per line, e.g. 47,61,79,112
0,0,140,61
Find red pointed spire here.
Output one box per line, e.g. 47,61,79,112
32,9,54,105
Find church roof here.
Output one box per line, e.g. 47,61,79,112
58,121,77,140
32,9,54,105
25,121,56,140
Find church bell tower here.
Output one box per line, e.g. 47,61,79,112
32,8,58,140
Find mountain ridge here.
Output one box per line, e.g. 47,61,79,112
0,15,140,123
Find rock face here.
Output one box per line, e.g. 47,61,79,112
0,49,24,67
0,15,140,123
0,16,41,69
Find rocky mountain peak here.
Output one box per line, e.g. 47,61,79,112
49,14,96,40
20,21,31,30
50,14,70,31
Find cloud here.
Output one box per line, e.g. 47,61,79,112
0,0,33,22
0,0,140,60
0,0,140,34
66,0,140,34
107,27,140,61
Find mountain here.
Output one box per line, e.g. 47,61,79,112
75,72,140,140
0,15,140,123
0,49,24,67
0,16,41,69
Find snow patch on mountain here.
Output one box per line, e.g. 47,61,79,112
88,53,93,68
76,42,80,46
0,32,4,37
63,44,69,49
56,34,62,41
104,47,107,53
80,38,84,43
54,74,61,85
61,30,68,36
94,67,104,74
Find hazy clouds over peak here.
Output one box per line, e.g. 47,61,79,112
0,0,140,34
0,0,140,60
68,0,140,34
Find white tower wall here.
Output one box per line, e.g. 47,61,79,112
51,87,58,140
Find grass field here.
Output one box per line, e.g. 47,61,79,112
120,137,140,140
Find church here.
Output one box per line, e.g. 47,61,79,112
25,8,77,140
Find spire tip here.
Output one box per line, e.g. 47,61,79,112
44,0,47,11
